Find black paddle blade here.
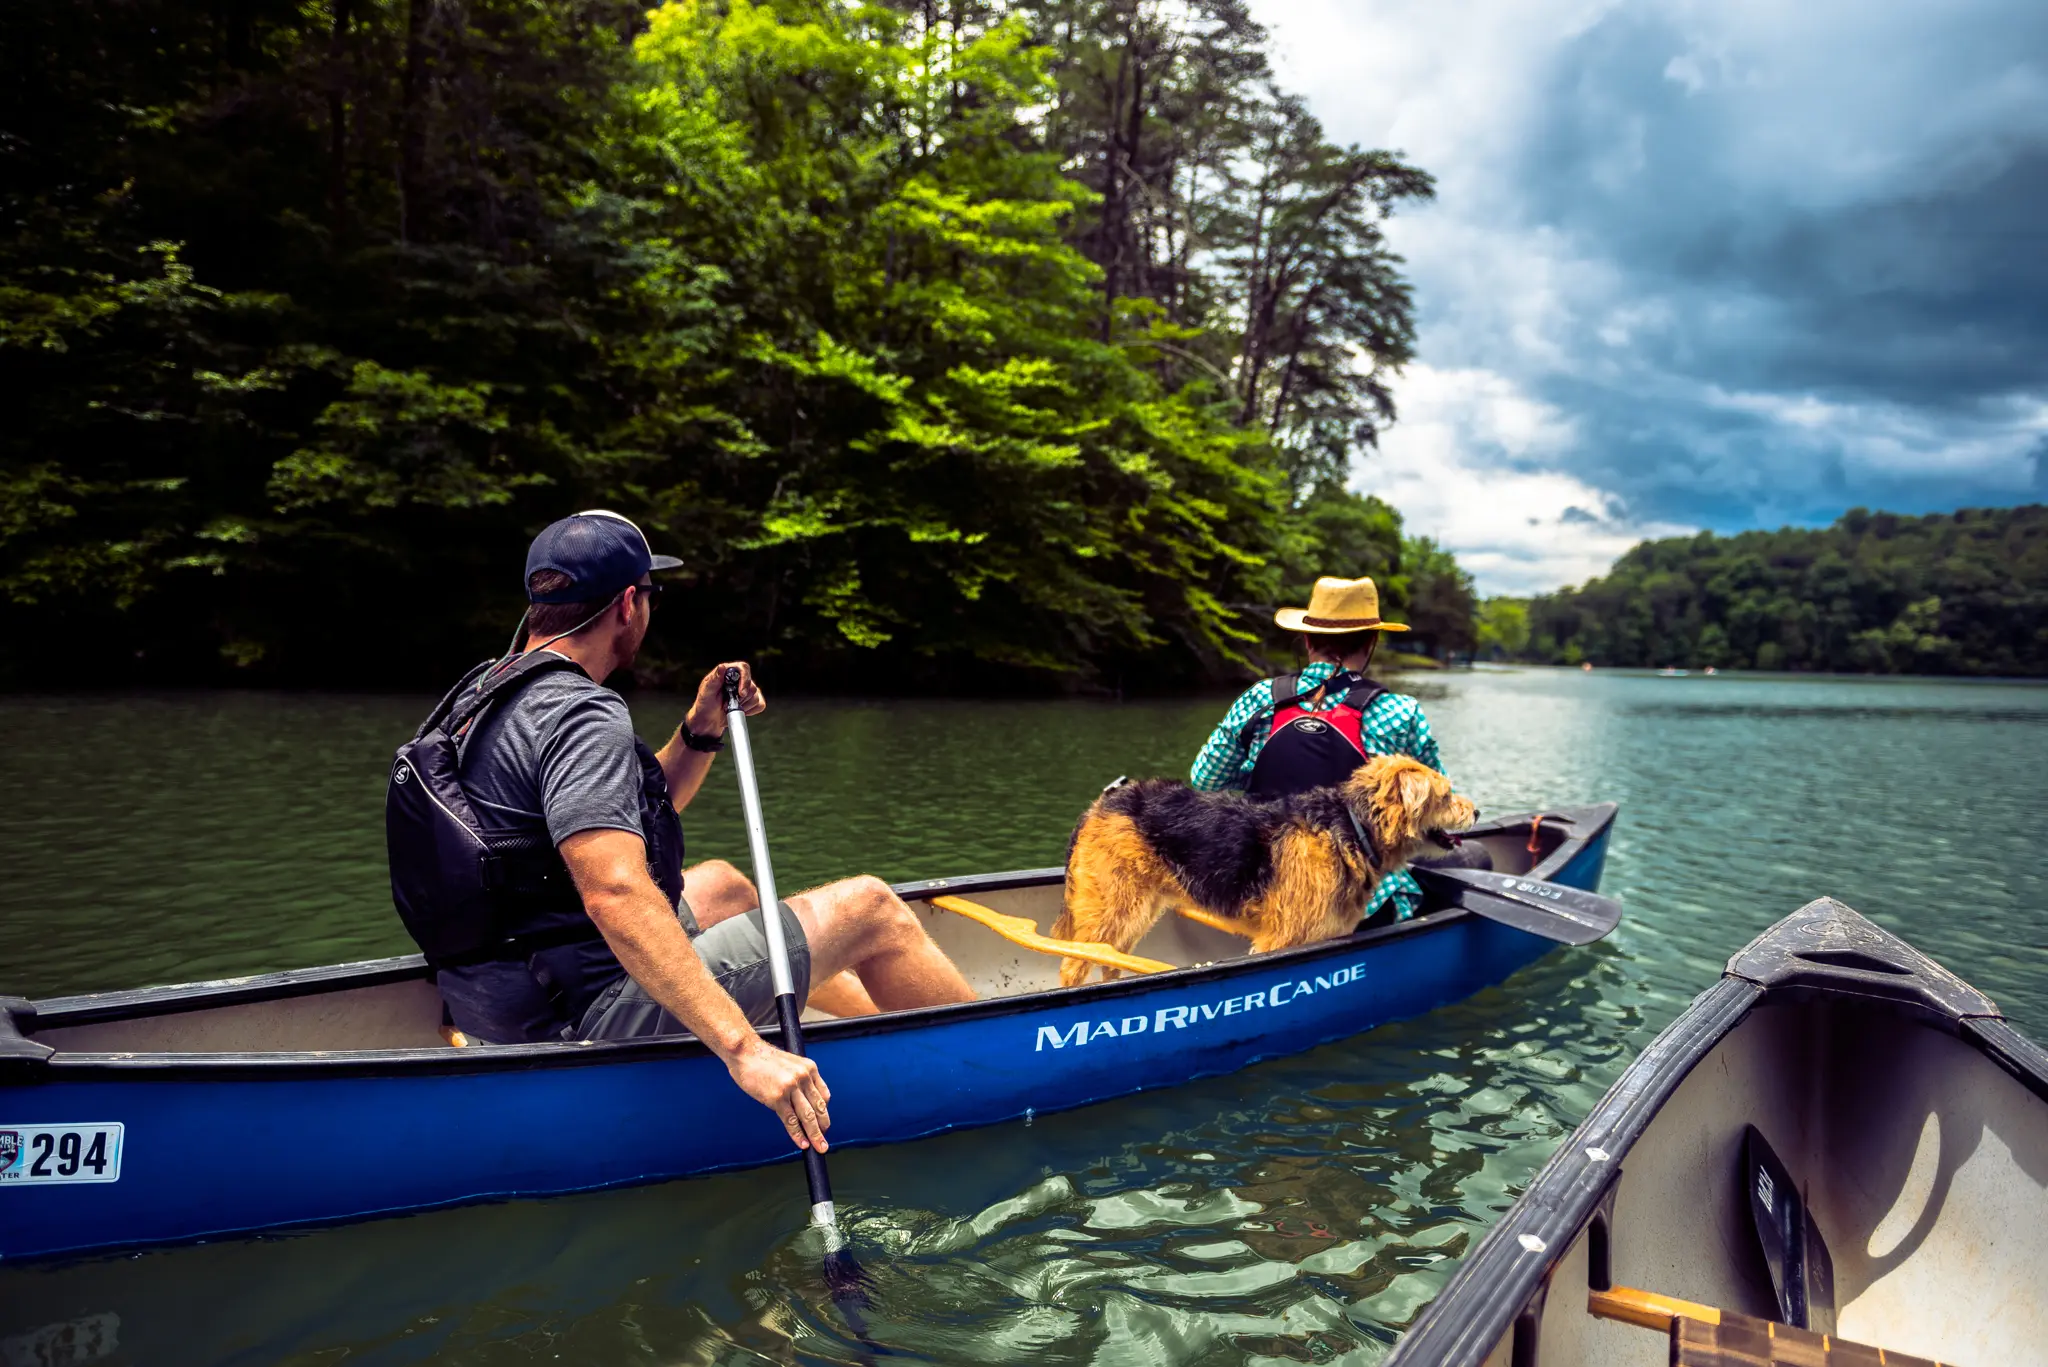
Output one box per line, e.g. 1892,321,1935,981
823,1238,872,1306
1408,866,1622,946
1743,1124,1837,1333
817,1228,884,1361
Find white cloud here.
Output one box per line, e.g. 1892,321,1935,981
1357,365,1695,594
1253,0,1618,186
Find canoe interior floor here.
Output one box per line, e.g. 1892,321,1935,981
30,831,1545,1056
1521,1000,2048,1367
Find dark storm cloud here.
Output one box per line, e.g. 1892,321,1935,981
1260,0,2048,588
1532,11,2048,395
1496,0,2048,528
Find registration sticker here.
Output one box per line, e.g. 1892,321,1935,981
0,1123,123,1185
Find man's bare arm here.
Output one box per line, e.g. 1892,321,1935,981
653,740,718,812
559,827,830,1150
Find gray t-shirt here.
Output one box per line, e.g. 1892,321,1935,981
438,655,654,1042
457,656,646,847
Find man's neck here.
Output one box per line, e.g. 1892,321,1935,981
525,631,620,683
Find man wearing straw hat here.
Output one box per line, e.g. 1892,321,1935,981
1189,575,1448,924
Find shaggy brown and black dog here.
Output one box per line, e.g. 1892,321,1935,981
1052,755,1476,985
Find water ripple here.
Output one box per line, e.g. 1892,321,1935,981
1,669,2043,1365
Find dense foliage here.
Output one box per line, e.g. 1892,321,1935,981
1400,536,1478,660
1518,506,2048,675
1475,596,1527,661
0,0,1443,690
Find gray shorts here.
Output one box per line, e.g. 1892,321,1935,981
577,900,812,1040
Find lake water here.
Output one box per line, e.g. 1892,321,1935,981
3,669,2045,1364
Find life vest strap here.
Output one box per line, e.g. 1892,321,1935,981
447,651,590,745
1238,670,1387,751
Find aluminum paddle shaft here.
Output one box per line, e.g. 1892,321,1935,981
721,668,836,1230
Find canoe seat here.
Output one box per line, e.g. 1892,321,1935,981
927,896,1174,976
1589,1286,1953,1366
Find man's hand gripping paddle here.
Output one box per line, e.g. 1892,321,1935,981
721,668,872,1312
1407,865,1622,946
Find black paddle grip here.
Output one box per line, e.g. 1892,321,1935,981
774,991,834,1208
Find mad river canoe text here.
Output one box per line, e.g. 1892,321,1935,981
1035,961,1370,1051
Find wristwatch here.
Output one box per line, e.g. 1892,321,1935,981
679,721,725,753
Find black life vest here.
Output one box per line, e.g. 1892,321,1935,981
1242,669,1388,800
386,652,687,969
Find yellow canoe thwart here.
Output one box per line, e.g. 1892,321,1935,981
1174,905,1252,938
927,895,1175,976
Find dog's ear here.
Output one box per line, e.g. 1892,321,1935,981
1395,763,1444,817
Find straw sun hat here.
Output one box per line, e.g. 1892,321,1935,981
1274,576,1410,634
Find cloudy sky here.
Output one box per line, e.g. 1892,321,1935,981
1250,0,2048,593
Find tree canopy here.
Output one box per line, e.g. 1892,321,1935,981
1516,506,2048,675
0,0,1449,690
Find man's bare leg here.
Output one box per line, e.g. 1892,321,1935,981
682,860,758,928
788,876,977,1011
685,860,882,1016
806,972,881,1017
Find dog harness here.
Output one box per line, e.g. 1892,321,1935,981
1242,670,1389,800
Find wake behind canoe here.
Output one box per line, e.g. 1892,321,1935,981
0,804,1616,1262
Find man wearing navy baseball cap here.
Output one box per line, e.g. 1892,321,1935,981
389,510,974,1154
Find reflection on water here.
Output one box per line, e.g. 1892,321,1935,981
3,669,2045,1364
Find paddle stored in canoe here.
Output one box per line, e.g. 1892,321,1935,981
1384,895,2048,1367
0,804,1615,1263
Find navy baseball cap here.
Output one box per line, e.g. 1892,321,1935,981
524,510,684,604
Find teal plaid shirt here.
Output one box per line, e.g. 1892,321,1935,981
1189,662,1444,920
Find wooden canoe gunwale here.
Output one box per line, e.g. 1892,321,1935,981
1381,895,2048,1367
7,804,1617,1083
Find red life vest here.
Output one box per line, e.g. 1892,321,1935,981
1242,670,1387,799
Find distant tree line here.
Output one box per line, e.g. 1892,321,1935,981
0,0,1463,691
1507,506,2048,675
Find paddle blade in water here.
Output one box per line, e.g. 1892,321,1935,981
822,1237,872,1308
1409,866,1622,945
816,1227,879,1358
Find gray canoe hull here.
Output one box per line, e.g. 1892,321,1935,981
1387,896,2048,1367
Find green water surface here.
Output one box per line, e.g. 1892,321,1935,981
1,669,2044,1364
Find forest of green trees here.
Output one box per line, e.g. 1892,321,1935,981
1511,506,2048,675
0,0,1472,691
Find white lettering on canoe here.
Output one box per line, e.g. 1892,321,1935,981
1036,1021,1089,1051
1033,960,1370,1050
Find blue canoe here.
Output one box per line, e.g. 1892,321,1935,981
0,803,1615,1262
